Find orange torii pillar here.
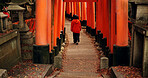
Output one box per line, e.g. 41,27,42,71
71,2,74,19
76,2,81,20
57,0,63,52
110,0,116,54
69,2,72,19
62,2,66,43
113,0,130,66
81,2,87,26
73,2,76,15
95,0,104,51
86,2,90,33
89,2,96,36
53,0,59,56
98,0,110,53
33,0,50,64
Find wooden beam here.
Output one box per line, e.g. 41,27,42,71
63,0,97,2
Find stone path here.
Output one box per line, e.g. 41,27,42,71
56,19,101,78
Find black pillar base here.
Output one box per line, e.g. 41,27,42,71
109,53,113,67
100,37,107,49
60,31,63,44
50,51,54,64
113,45,130,66
57,37,60,52
98,33,103,44
59,38,62,51
90,28,96,36
81,20,87,26
96,30,101,42
86,26,88,32
87,26,91,34
33,44,50,64
54,46,58,56
63,27,66,42
104,47,110,57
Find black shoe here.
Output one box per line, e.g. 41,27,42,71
76,42,78,45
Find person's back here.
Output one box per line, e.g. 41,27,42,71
71,15,81,45
71,19,81,33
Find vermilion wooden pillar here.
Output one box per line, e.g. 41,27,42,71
62,2,66,31
113,0,130,66
33,0,50,64
71,2,74,17
54,0,58,46
69,2,71,14
90,2,95,29
57,0,63,38
103,0,109,46
35,0,47,45
81,2,87,21
87,2,90,27
78,2,81,20
47,0,52,52
110,0,116,53
73,2,76,15
76,2,80,20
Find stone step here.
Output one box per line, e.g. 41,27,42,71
8,63,53,78
56,72,101,78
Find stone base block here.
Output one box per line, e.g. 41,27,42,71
0,69,8,78
54,54,62,69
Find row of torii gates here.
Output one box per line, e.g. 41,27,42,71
34,0,129,66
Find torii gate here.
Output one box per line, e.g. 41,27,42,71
34,0,129,66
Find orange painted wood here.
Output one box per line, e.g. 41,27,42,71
62,2,66,31
69,2,71,14
110,0,116,53
57,0,63,38
47,0,52,52
76,2,79,16
89,2,95,29
73,2,76,15
78,2,81,20
63,0,97,2
66,2,68,14
71,2,74,17
96,0,103,34
81,2,87,21
103,0,109,46
36,0,47,45
116,0,128,46
54,0,58,46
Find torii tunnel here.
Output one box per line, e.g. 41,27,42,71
34,0,129,66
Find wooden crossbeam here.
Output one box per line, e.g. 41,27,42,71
63,0,97,2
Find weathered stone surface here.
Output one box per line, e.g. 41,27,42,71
0,69,8,78
21,52,33,60
0,30,21,69
54,54,62,69
100,57,109,69
20,32,32,39
20,37,33,44
8,63,53,78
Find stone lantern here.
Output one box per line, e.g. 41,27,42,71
0,12,8,33
7,4,29,32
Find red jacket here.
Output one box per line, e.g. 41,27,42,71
71,19,81,33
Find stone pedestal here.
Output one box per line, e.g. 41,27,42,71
100,57,109,69
0,69,8,78
132,24,148,77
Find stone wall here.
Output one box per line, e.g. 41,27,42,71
0,30,21,69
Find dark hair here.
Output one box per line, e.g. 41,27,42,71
73,15,79,19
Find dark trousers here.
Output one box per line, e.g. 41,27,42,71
73,33,80,43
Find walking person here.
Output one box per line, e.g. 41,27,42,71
71,15,81,45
